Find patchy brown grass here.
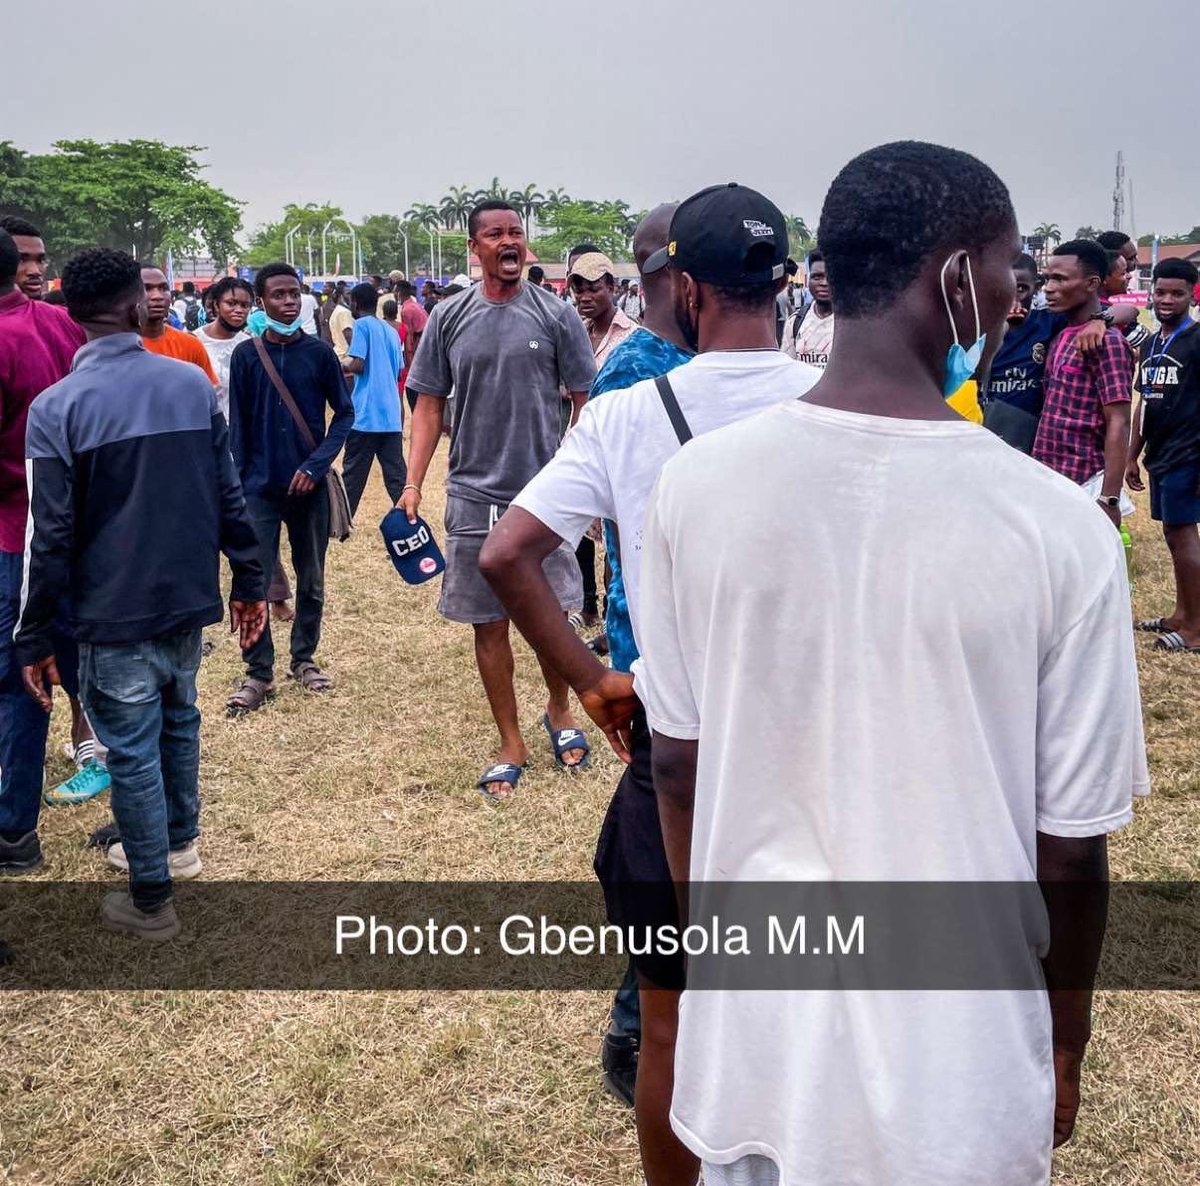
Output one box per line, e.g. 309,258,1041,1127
1,444,1197,1184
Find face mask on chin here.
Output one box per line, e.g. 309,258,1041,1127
940,254,986,397
264,314,303,336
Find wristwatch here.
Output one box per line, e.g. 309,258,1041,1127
1089,308,1115,327
1097,495,1120,507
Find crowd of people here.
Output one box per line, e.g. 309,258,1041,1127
1,135,1196,1184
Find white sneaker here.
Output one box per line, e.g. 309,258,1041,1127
101,891,180,942
106,840,202,880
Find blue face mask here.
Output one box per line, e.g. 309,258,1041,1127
940,254,986,397
263,313,304,336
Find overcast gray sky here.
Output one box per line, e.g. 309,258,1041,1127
5,0,1197,244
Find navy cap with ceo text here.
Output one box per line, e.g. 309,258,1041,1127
380,509,445,584
643,183,789,284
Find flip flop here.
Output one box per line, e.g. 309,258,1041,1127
1152,631,1200,653
542,714,591,771
1135,618,1171,633
477,763,523,802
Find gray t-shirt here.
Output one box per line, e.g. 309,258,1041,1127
408,281,596,504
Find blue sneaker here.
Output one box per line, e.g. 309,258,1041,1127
43,760,111,807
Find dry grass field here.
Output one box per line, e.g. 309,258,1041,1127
2,437,1198,1186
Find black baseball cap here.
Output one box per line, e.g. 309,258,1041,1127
643,183,788,285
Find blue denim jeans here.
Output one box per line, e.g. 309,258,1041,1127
79,630,203,910
0,551,50,837
610,958,641,1039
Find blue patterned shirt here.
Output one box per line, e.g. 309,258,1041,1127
589,328,692,672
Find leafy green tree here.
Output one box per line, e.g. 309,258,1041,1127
242,202,344,267
358,213,423,274
1075,226,1103,241
531,200,632,261
0,139,242,266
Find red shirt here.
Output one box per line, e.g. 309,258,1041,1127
387,319,409,390
1032,323,1133,485
0,290,85,551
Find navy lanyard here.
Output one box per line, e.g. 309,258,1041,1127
1147,321,1194,373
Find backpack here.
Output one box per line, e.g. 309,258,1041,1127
183,296,202,331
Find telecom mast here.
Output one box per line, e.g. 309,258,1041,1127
1113,150,1126,233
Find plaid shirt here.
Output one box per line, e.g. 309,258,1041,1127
1032,322,1133,484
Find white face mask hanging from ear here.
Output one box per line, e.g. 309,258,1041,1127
940,253,986,396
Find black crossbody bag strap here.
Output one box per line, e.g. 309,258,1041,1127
655,374,693,445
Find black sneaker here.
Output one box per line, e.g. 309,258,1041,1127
86,821,121,851
0,831,43,874
600,1028,638,1108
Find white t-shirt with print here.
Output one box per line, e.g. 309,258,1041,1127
193,326,249,419
512,351,820,652
636,399,1149,1186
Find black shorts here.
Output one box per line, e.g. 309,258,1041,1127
593,705,685,990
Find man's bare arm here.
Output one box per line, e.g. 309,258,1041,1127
1037,831,1109,1148
652,733,699,919
480,507,636,761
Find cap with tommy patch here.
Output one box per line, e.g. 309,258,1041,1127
380,509,446,585
644,183,788,286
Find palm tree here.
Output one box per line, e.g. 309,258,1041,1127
787,214,812,245
439,185,474,230
543,187,571,212
1032,222,1061,246
404,203,441,233
509,184,545,235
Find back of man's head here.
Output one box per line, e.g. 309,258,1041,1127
1096,230,1132,252
397,280,415,300
182,280,196,296
350,281,379,314
817,140,1014,320
62,248,142,322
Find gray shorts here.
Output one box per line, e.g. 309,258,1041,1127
438,494,582,625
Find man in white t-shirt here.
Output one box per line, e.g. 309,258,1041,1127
299,284,319,335
480,184,819,1186
637,142,1149,1186
781,248,834,367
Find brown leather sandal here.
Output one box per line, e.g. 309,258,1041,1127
226,677,276,716
290,661,333,693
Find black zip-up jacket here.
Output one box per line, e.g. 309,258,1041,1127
16,333,264,663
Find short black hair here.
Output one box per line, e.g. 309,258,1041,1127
806,250,825,268
382,298,398,319
0,229,18,287
42,288,67,306
137,261,165,277
181,280,196,295
1052,239,1110,280
817,141,1014,319
61,248,142,321
468,200,520,238
0,215,41,238
397,280,415,299
254,261,300,298
784,257,800,277
1105,250,1124,276
710,279,780,316
1153,258,1199,287
350,281,378,312
1097,230,1132,251
1014,253,1039,275
567,242,600,262
207,276,254,306
527,264,545,283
